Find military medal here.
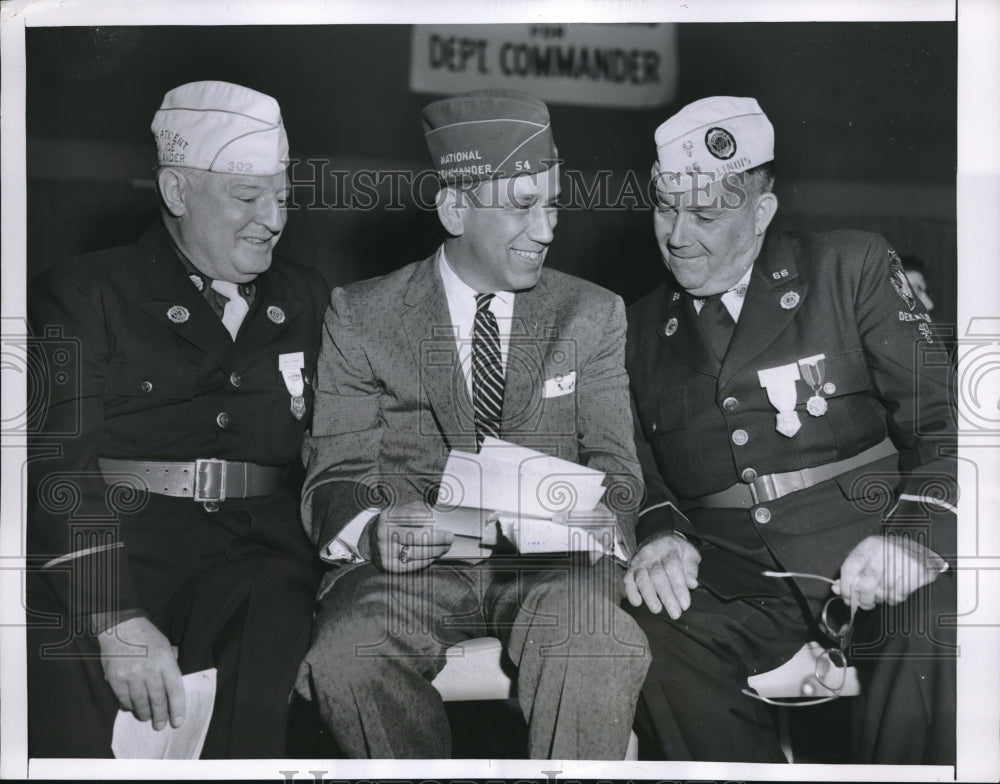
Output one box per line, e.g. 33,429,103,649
758,362,802,438
278,351,306,420
798,354,828,417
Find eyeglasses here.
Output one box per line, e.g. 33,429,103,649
740,571,858,707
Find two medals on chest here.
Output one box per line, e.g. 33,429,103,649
757,354,834,437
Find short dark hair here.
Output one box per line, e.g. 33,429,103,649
744,161,775,196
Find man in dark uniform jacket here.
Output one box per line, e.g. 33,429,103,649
26,81,326,758
624,96,956,764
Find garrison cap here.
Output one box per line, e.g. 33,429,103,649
422,89,558,183
655,96,773,178
151,81,289,175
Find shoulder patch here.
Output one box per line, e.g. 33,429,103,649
888,249,916,311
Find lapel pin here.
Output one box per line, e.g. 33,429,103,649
779,291,800,310
671,292,681,302
663,317,678,337
167,305,190,324
188,274,204,292
267,305,286,324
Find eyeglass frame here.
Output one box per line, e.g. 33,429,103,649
740,570,859,708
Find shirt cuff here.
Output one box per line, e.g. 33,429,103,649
320,507,380,564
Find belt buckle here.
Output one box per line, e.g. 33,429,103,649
194,458,226,502
749,474,779,505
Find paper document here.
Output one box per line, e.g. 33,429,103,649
439,437,605,519
433,439,613,558
111,668,216,759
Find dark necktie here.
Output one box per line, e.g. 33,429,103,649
699,294,735,360
472,293,504,448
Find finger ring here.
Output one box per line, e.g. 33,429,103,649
398,545,410,564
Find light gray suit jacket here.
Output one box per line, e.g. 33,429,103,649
302,251,642,563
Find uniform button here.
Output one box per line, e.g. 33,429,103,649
216,412,231,428
140,380,153,393
754,507,772,524
722,396,739,412
229,371,241,388
731,429,749,446
741,467,758,483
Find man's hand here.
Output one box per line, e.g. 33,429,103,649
367,500,454,573
97,616,185,731
624,531,700,619
834,535,947,610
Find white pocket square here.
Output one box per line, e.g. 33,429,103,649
543,371,576,398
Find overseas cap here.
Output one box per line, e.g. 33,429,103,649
422,89,558,183
151,81,289,175
655,96,773,178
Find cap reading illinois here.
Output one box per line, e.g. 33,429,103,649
150,81,289,176
422,89,558,183
655,96,773,178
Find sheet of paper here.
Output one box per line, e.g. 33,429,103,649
111,668,216,760
497,514,612,556
432,506,496,560
439,438,606,518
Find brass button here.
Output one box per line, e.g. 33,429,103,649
741,467,758,483
722,396,739,412
731,429,749,446
229,371,241,388
140,380,153,393
754,507,772,524
216,412,231,428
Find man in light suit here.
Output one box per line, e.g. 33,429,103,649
296,90,649,759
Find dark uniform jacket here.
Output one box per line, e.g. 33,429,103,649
27,221,329,622
627,229,956,602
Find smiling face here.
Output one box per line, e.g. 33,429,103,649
168,169,289,283
442,166,560,293
652,166,777,297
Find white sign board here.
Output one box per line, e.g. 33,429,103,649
410,23,677,109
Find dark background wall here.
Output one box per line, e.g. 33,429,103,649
25,22,956,323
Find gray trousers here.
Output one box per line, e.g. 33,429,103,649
298,554,650,759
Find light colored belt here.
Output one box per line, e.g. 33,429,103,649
98,457,284,502
686,438,897,510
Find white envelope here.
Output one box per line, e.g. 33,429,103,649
542,370,576,398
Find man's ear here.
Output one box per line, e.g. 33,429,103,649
436,186,465,237
156,168,188,218
754,191,778,236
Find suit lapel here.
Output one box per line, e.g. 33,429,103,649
236,271,306,361
719,233,808,389
502,275,552,428
135,227,236,369
401,254,474,446
655,286,720,378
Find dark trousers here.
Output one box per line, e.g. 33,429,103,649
298,554,651,759
630,570,956,763
27,514,317,759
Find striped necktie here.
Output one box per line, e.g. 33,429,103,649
472,292,504,449
210,280,249,341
